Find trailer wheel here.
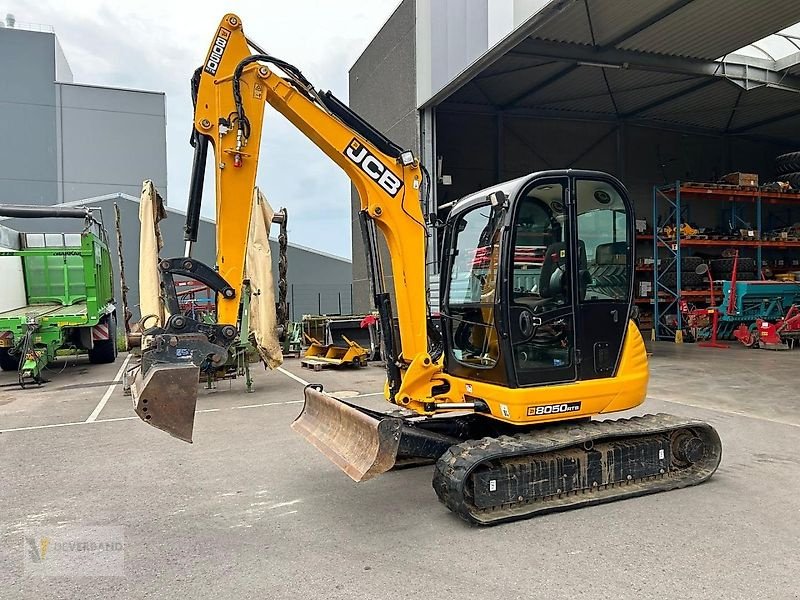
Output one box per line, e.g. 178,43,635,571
88,314,118,364
0,348,21,371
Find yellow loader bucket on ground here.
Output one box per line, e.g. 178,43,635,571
131,363,200,443
291,386,403,482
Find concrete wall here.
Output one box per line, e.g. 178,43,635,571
348,0,418,313
57,84,168,202
0,28,59,206
1,196,352,325
0,27,167,207
416,0,548,105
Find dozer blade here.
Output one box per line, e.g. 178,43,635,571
131,363,200,443
291,386,403,482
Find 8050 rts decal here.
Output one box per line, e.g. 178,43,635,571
344,139,403,198
527,402,582,417
204,27,231,75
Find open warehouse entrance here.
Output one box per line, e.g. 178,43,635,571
351,0,800,345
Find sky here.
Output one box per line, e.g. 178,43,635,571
4,0,401,259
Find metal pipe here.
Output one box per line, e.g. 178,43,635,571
0,205,89,219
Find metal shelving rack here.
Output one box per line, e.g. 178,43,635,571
647,181,800,341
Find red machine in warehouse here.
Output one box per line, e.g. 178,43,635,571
733,305,800,350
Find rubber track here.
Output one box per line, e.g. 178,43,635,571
432,413,722,525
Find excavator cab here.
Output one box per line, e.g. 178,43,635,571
294,170,639,483
441,171,633,389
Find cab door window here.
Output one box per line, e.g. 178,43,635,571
576,180,630,302
446,204,502,367
508,180,577,386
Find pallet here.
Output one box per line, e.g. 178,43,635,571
682,181,758,191
300,356,367,371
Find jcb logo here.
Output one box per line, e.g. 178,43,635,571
344,139,403,198
204,28,231,75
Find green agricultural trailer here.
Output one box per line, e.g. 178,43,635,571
0,205,117,385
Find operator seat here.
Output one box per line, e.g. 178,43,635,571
537,240,589,306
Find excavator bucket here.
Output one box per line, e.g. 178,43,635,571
131,363,200,443
291,386,403,481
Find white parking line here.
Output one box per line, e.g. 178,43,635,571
85,354,132,423
276,367,309,386
653,396,800,429
0,399,301,435
232,401,304,410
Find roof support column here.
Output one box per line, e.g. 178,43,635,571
495,111,504,184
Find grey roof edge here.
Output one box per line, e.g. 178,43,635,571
55,192,352,264
419,4,800,109
418,0,574,109
348,0,405,74
56,81,166,97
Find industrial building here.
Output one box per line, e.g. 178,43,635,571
0,18,168,204
350,0,800,341
0,19,352,323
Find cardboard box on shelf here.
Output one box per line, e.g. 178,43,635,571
720,172,758,187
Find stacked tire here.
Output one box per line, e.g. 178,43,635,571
709,257,757,281
658,256,705,289
776,151,800,190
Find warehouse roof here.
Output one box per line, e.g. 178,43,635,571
428,0,800,144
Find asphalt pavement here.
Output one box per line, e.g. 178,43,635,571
0,343,798,599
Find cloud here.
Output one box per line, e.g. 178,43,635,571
4,0,401,258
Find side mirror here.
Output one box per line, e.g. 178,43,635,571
487,190,508,208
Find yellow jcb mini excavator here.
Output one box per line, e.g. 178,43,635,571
132,14,722,525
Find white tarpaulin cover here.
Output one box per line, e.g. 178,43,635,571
246,187,283,369
138,180,167,327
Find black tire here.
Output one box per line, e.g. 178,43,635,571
590,264,627,287
658,256,703,273
0,348,20,371
778,171,800,190
659,272,677,288
775,151,800,175
659,271,704,288
710,257,755,273
88,314,118,365
717,270,755,281
680,271,703,286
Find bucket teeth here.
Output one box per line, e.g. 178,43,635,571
131,363,199,443
291,386,403,482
